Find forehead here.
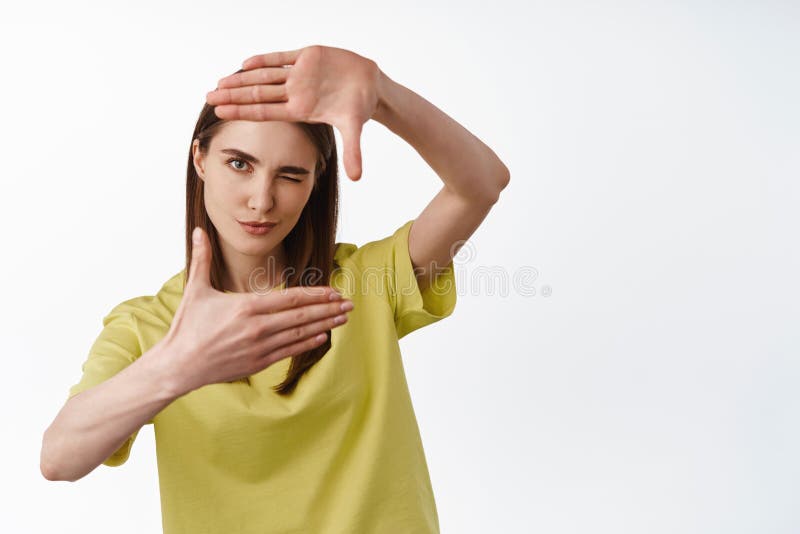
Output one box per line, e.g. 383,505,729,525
211,120,317,162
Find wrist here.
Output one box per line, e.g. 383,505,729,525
142,336,193,400
372,67,396,125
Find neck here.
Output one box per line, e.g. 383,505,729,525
222,245,289,294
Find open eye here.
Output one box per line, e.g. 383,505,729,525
226,157,250,172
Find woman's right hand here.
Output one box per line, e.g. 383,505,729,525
159,226,352,395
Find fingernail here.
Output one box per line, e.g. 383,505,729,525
329,290,342,301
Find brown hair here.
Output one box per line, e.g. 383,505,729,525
184,68,340,395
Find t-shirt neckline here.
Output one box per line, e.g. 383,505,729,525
223,280,288,295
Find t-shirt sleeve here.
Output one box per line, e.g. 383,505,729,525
345,219,457,339
67,301,151,467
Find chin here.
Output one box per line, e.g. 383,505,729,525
235,235,277,255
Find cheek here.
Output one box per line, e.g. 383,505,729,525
270,184,311,212
204,178,242,209
288,189,312,211
294,183,315,208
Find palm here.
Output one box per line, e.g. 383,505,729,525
207,45,382,181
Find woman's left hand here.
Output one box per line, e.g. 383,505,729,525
206,44,383,181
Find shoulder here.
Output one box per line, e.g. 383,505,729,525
102,269,185,327
333,219,415,271
333,219,457,339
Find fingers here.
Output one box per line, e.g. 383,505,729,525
187,227,211,289
259,329,329,368
258,298,353,335
213,102,295,122
241,49,302,70
216,67,290,89
256,306,348,359
206,84,288,106
339,119,364,181
244,286,343,315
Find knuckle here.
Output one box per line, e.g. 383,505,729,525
292,326,304,340
246,324,263,343
237,299,255,317
294,309,306,323
261,353,277,368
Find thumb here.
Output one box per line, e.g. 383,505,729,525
339,119,363,182
187,226,212,291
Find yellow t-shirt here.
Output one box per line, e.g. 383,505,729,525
67,219,457,534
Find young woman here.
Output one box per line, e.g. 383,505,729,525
41,45,510,533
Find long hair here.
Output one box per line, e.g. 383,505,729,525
184,69,340,395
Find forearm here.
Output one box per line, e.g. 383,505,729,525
41,338,185,482
372,68,510,202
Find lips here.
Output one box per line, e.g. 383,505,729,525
239,221,276,235
238,220,277,227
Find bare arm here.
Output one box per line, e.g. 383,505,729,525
41,226,352,482
40,338,184,482
372,70,510,293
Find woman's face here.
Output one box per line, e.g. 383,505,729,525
192,120,318,262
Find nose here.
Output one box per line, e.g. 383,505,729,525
247,176,276,214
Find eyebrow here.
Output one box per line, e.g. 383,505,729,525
219,148,311,175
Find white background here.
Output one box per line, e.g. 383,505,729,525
2,1,798,532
